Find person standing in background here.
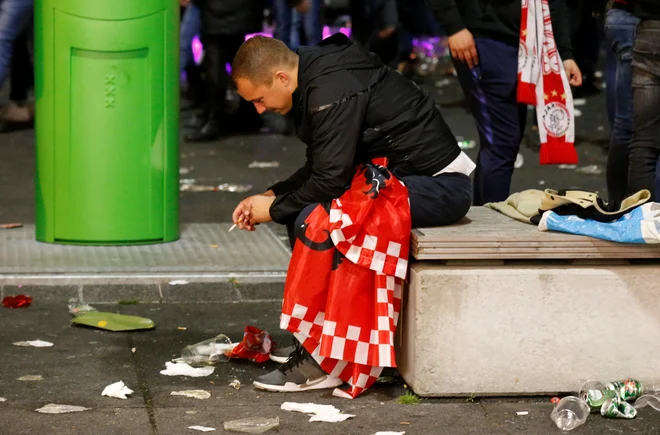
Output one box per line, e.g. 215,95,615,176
185,0,266,142
274,0,323,50
425,0,582,206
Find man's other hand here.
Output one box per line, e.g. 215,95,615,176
232,196,255,231
563,60,582,87
448,29,479,69
180,0,191,6
296,0,311,13
232,195,275,231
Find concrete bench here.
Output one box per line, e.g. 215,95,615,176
397,207,660,397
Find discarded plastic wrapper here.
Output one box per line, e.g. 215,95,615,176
516,411,528,416
1,223,22,229
248,161,280,169
18,375,42,381
3,294,32,308
180,183,253,193
169,280,189,286
13,340,53,347
576,164,603,176
373,432,406,435
229,379,241,390
160,362,215,377
102,381,134,400
281,402,355,422
188,426,216,432
67,298,97,317
170,390,211,400
36,404,90,414
223,417,279,433
71,312,155,332
0,397,7,402
227,325,274,364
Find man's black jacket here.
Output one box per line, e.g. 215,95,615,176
424,0,574,61
268,34,461,224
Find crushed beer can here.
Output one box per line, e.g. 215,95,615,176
605,379,644,402
581,385,617,409
601,395,638,419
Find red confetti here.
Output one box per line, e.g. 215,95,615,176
2,294,32,308
551,397,561,404
227,325,274,363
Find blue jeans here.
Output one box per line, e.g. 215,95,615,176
605,8,639,203
274,0,323,50
453,37,526,205
180,3,201,72
0,0,33,88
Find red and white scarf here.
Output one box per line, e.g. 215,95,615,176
517,0,578,165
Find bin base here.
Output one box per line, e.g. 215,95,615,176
36,236,180,246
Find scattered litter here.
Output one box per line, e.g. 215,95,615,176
558,164,577,170
0,397,6,402
36,404,90,414
2,294,32,308
551,396,590,430
180,183,253,193
456,137,477,150
102,381,134,400
516,411,529,416
160,362,215,377
573,98,587,106
1,223,22,229
400,422,411,425
169,280,189,286
71,311,155,332
376,376,398,384
68,298,97,316
210,244,219,249
538,180,546,186
634,395,660,411
229,380,241,390
597,125,605,132
551,397,560,403
178,326,187,331
180,167,194,175
248,161,280,169
18,375,42,381
131,348,137,353
188,426,216,432
435,78,450,87
171,390,211,400
576,164,603,175
178,334,236,365
223,417,279,433
13,340,54,347
514,153,524,169
594,70,603,79
186,410,200,415
575,109,583,117
226,326,273,363
373,432,405,435
281,402,355,422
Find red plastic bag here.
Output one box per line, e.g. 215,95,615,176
227,325,274,363
2,294,32,308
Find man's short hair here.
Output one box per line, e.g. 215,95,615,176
231,36,298,86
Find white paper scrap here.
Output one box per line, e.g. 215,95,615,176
0,397,6,402
281,401,355,422
35,404,91,414
13,340,54,347
102,381,134,400
188,426,216,432
169,280,190,285
160,362,214,377
373,432,406,435
516,411,529,416
171,390,211,400
18,375,42,381
229,380,241,390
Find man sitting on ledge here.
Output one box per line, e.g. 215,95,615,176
230,33,474,397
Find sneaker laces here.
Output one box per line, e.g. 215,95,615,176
278,340,308,374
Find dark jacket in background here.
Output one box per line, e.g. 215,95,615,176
425,0,574,60
194,0,265,36
269,34,461,223
630,0,660,19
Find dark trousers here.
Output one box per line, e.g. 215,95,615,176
286,172,472,249
201,34,252,120
628,20,660,198
453,37,526,206
9,28,32,102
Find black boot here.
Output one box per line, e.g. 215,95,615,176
185,118,223,142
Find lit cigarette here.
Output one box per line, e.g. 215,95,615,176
228,216,244,232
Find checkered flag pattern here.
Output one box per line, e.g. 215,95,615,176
280,159,410,398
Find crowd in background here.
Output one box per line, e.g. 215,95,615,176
0,0,659,202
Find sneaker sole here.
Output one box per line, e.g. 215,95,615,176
253,375,343,393
269,354,291,364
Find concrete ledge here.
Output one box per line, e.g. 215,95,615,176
397,262,660,397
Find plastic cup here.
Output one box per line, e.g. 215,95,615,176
550,396,590,431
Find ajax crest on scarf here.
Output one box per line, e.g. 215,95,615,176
518,0,578,165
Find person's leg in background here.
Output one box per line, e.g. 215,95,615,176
180,3,204,110
301,0,323,46
604,40,617,127
186,34,225,142
223,34,262,132
0,0,33,90
604,8,639,203
0,26,33,132
274,0,294,48
453,37,527,205
628,20,660,198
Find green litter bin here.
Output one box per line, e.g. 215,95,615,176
35,0,180,245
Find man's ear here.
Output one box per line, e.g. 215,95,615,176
274,71,289,86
